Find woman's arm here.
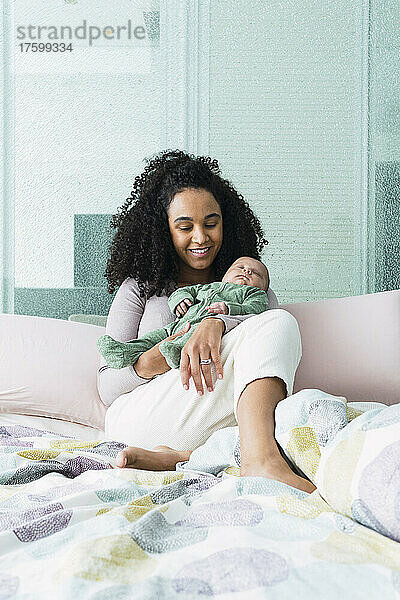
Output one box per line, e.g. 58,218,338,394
97,281,264,405
97,278,152,408
203,313,256,333
133,321,191,378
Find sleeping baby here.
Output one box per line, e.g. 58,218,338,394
97,256,270,370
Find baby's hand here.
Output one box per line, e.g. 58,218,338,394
207,302,228,315
175,298,193,318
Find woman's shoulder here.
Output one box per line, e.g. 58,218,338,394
120,276,144,296
120,276,172,302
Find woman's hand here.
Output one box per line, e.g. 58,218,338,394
134,322,191,379
180,318,224,395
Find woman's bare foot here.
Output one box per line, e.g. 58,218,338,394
115,445,192,471
240,456,316,494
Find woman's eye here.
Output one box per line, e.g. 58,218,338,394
179,224,216,231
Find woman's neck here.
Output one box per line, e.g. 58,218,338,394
177,264,215,287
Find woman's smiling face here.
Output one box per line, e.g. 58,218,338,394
167,187,223,281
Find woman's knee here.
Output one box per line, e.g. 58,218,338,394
240,309,302,360
244,308,300,335
273,308,300,332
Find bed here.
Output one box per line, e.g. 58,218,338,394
0,289,399,599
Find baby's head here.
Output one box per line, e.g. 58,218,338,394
222,257,270,291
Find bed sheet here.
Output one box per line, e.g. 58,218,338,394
0,392,398,599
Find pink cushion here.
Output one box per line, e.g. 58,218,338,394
0,314,106,429
282,290,400,405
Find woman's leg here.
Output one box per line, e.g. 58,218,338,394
236,377,316,493
109,309,313,489
114,377,315,491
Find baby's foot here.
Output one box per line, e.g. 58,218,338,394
115,445,192,471
97,335,135,369
240,456,316,494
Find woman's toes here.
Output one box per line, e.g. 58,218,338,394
115,452,127,467
114,446,192,471
115,448,138,468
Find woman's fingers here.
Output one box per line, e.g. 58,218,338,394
188,347,215,395
180,352,190,390
200,362,213,392
189,356,204,395
181,353,213,394
180,319,224,394
211,348,223,380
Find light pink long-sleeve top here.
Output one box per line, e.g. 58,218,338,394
97,277,279,408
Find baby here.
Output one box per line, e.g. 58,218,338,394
97,256,270,370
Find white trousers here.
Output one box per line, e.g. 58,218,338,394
104,309,302,451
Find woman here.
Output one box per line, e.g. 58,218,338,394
98,149,316,493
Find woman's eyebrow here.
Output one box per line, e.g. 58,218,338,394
174,213,221,223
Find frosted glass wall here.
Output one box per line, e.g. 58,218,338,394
207,0,399,303
209,0,365,303
2,0,164,317
371,0,400,293
1,0,398,317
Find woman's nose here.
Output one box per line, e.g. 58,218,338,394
243,267,251,274
192,228,208,244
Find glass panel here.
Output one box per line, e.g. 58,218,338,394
8,0,162,318
371,0,400,292
209,0,366,303
2,0,399,318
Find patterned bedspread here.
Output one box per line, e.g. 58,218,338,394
0,389,399,599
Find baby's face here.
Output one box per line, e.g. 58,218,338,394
222,257,269,291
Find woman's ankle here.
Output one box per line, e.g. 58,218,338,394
240,447,283,470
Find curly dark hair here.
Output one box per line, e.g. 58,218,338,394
104,149,269,298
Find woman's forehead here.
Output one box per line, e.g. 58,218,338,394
168,188,221,218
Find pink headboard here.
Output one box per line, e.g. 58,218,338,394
282,289,400,406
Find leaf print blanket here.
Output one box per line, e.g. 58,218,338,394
0,389,399,599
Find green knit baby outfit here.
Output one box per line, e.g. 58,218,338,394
97,281,269,370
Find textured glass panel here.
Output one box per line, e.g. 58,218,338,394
2,0,399,317
209,0,365,303
371,0,400,292
8,0,162,316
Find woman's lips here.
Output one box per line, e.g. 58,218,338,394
188,247,211,258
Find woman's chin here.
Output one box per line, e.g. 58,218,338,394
186,254,213,269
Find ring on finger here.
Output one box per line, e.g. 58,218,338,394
199,358,212,365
